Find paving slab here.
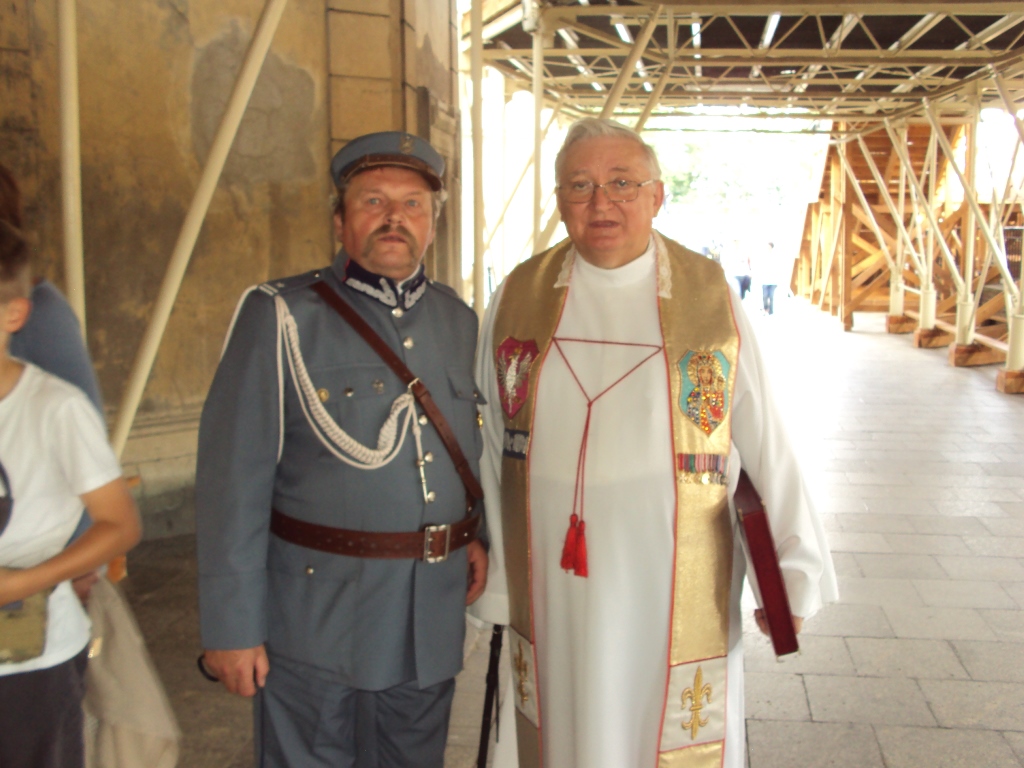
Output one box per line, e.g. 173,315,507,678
875,725,1023,768
979,609,1024,642
746,721,884,768
981,518,1024,537
837,577,922,608
882,533,972,556
826,531,892,554
910,515,991,536
1004,730,1024,763
854,553,947,580
882,605,997,641
920,679,1024,730
1003,582,1024,609
951,640,1024,683
744,672,810,722
936,555,1024,582
798,603,894,639
833,513,915,533
745,634,855,676
803,675,935,727
964,536,1024,558
846,637,968,680
911,579,1017,610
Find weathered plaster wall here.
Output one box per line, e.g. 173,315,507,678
0,0,463,537
1,0,332,412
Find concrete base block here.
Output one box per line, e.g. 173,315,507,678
886,315,916,334
996,369,1024,394
948,343,1005,368
913,327,954,348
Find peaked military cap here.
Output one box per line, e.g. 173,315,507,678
330,132,445,191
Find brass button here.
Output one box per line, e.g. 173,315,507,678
305,566,315,575
344,387,354,397
372,379,385,394
317,388,329,403
418,414,428,426
403,336,414,349
392,307,404,318
424,452,434,463
476,412,484,428
426,491,437,503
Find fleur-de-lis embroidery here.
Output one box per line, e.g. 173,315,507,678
681,666,712,741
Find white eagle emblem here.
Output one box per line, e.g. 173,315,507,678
495,337,539,419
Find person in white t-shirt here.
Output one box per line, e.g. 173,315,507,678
0,220,141,768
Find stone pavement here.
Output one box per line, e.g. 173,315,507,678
123,298,1024,767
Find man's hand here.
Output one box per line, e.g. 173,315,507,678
202,646,271,697
465,540,488,605
72,571,100,606
754,608,803,636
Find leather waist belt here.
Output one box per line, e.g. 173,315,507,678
270,509,481,563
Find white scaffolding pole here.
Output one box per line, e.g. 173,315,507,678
532,12,545,249
884,119,966,297
837,143,895,273
923,100,1017,301
111,0,290,457
471,0,485,317
58,0,85,335
956,92,980,345
485,104,562,253
600,6,662,119
854,134,925,277
635,10,674,134
987,73,1024,370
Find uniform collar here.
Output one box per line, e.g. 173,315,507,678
334,252,429,310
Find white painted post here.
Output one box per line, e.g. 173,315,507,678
58,0,86,336
471,0,485,318
111,0,291,457
531,11,544,250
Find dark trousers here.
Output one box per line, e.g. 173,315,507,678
735,275,751,299
762,284,777,314
0,647,88,768
255,656,456,768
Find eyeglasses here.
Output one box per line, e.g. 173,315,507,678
558,179,655,204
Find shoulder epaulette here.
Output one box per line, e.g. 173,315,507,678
257,268,327,297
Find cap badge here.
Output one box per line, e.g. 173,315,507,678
400,134,415,154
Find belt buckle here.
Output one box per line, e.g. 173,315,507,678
423,524,451,563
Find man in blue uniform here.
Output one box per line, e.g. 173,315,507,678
196,132,487,767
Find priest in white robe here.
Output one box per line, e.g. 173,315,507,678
471,118,837,768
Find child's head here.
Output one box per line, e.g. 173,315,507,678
0,221,29,301
0,164,22,230
0,163,31,340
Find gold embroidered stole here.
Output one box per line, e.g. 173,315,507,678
492,234,739,768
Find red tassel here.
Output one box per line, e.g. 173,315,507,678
560,514,579,571
573,520,588,577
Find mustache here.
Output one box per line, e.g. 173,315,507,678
363,223,420,261
370,223,415,242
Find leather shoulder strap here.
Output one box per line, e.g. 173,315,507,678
311,281,484,510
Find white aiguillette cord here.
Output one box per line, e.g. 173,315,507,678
274,294,425,471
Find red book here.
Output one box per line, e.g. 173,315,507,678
734,469,799,657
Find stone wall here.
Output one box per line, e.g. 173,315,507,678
0,0,462,538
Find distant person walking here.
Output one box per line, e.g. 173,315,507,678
721,240,751,300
